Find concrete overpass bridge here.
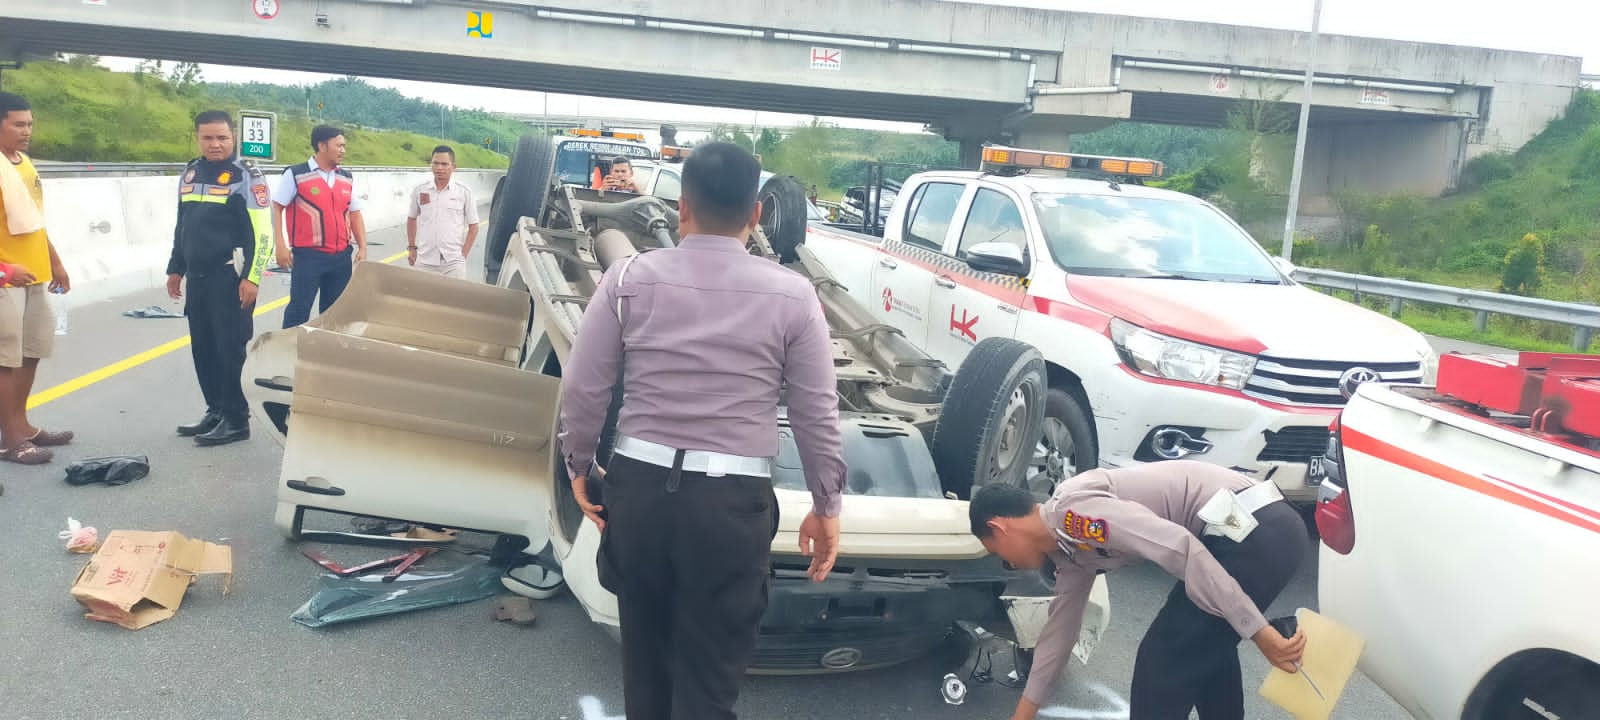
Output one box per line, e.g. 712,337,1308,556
0,0,1581,209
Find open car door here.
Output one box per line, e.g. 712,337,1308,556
243,262,559,552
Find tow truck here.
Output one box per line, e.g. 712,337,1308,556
796,145,1438,502
242,135,1110,677
1316,352,1600,719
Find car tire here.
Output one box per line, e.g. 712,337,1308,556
553,384,624,545
931,337,1048,500
758,174,808,264
1027,387,1097,500
485,135,556,285
1465,653,1600,720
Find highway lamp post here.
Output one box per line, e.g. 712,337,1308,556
1281,0,1325,261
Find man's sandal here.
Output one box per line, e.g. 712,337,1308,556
0,441,53,465
29,429,74,447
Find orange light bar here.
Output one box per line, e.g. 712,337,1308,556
610,131,645,141
660,145,690,159
980,144,1165,178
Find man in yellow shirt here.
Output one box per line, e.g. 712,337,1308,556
0,92,72,465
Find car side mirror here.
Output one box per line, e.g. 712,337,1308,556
1271,255,1297,277
965,242,1028,276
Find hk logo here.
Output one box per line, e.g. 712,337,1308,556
949,307,979,341
883,288,893,313
468,11,494,38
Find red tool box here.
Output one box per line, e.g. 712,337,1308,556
1437,352,1600,440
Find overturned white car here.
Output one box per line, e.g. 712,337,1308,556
243,136,1108,675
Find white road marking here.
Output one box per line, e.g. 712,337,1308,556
1038,682,1131,719
579,696,625,720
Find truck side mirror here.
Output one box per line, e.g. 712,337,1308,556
965,242,1028,276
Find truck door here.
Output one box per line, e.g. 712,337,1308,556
925,186,1029,369
872,181,967,347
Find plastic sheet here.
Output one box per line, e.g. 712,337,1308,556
64,455,150,486
291,559,504,628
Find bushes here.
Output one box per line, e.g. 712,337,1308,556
1498,233,1546,296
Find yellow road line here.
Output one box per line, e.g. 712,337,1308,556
27,249,410,410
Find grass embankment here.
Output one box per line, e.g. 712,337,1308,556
5,60,508,168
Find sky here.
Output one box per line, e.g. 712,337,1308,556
101,0,1597,136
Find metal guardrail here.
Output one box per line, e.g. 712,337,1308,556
32,161,460,177
1293,267,1599,350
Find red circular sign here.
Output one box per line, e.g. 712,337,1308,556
253,0,279,20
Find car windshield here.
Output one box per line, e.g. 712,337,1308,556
1032,193,1283,283
553,141,654,186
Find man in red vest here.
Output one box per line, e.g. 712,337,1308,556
271,124,367,329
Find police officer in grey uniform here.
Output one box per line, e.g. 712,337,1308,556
970,460,1310,720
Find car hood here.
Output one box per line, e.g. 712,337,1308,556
1065,275,1430,362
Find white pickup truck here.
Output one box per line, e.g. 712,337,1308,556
797,146,1437,502
1317,352,1600,719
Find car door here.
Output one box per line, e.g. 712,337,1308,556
872,180,967,347
924,185,1030,369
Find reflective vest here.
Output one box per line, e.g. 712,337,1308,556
286,162,355,253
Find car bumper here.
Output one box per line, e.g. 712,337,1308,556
750,554,1017,674
1090,371,1338,502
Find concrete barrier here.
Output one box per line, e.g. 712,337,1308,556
39,168,504,308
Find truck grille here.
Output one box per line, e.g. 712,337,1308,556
1245,357,1423,407
1257,426,1332,462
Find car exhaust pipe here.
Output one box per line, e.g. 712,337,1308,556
1150,427,1213,460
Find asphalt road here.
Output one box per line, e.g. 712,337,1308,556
3,222,1475,719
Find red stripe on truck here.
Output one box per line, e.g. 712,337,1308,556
1342,427,1600,536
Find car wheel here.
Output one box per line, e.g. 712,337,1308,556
553,386,624,545
758,174,808,264
485,135,556,285
1466,653,1600,720
931,337,1048,500
1024,387,1097,501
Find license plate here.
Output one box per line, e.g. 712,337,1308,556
1306,456,1328,486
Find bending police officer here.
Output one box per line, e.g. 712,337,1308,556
166,110,274,446
970,460,1309,720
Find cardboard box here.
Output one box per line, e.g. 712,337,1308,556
69,530,233,630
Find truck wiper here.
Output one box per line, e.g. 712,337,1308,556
1131,272,1203,281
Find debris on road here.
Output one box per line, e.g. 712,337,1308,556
300,547,435,582
64,455,150,487
69,530,233,630
391,526,459,542
121,305,184,319
291,556,503,629
493,596,537,626
58,517,99,554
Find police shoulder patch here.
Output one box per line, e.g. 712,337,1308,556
1063,509,1111,544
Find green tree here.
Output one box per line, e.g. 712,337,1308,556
1498,232,1546,296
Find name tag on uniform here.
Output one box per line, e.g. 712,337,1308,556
419,192,431,205
1198,482,1283,542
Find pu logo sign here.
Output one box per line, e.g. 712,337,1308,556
468,11,494,38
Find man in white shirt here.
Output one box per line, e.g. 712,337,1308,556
406,145,480,280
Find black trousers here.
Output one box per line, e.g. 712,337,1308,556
1128,501,1308,720
186,270,255,423
596,452,779,720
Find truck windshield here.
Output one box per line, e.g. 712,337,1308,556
553,141,655,186
1032,193,1283,283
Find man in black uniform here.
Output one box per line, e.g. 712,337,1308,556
165,110,274,446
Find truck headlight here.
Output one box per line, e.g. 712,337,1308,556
1109,318,1257,390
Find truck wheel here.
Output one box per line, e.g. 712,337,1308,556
931,337,1048,500
485,135,556,285
1026,387,1097,500
758,174,807,264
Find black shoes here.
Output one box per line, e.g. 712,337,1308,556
177,412,222,437
195,417,250,447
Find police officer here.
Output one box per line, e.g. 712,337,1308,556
559,142,846,720
166,110,274,446
969,460,1309,720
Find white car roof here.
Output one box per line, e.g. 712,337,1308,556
909,170,1203,203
